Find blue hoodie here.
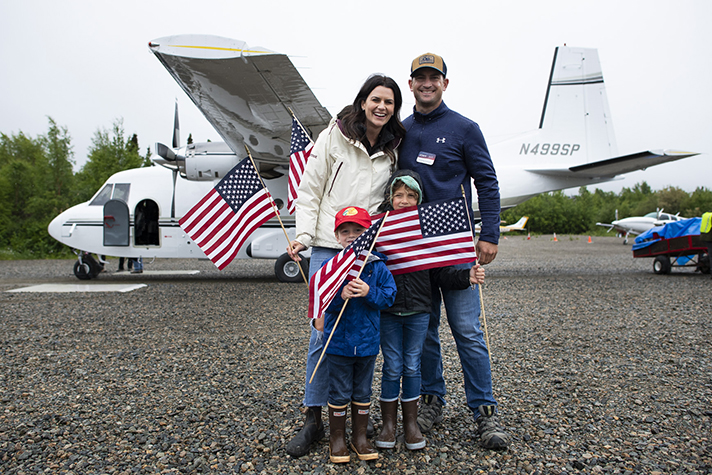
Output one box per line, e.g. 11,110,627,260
323,251,396,357
400,102,501,244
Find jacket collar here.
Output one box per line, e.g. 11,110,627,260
412,101,449,123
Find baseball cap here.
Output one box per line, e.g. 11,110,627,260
410,53,447,77
334,206,372,231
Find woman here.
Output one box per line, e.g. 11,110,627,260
285,74,406,459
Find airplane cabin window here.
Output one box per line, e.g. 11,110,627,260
90,184,114,206
112,184,131,203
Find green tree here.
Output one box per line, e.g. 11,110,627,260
74,119,152,202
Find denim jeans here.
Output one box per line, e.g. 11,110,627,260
302,246,339,407
327,354,377,406
380,311,429,402
420,262,496,419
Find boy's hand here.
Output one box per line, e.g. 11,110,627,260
341,278,370,299
469,264,485,285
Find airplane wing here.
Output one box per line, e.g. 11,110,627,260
526,150,698,179
148,35,331,165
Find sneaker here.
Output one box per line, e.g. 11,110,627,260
475,405,509,450
416,395,443,433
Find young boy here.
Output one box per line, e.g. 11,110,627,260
375,170,485,451
316,206,397,463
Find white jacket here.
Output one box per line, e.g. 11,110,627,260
295,118,397,250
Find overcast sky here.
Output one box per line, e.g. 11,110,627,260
1,0,710,197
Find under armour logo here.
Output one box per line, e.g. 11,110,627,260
436,137,446,143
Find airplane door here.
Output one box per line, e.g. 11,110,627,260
134,199,160,246
104,199,130,246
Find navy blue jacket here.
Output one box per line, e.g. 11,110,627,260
400,102,501,244
323,252,397,357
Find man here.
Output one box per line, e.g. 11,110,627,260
399,53,509,450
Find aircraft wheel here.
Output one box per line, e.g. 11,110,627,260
275,253,309,283
653,255,671,274
73,261,93,280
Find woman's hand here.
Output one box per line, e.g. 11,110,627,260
287,240,306,261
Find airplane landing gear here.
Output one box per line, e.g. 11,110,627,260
73,252,103,280
275,252,309,283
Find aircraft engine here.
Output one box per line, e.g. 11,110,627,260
154,141,241,181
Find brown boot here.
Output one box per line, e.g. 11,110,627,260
402,399,426,450
328,403,350,463
350,402,378,461
375,399,398,449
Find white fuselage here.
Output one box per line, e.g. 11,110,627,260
47,166,295,261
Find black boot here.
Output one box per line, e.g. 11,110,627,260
286,406,324,458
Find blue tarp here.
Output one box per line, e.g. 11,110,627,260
632,218,701,251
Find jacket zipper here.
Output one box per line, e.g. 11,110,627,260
328,162,344,196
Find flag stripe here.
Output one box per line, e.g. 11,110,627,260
288,118,314,214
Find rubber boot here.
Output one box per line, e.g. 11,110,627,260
402,399,426,450
328,404,350,463
350,402,378,461
286,406,324,458
375,399,398,449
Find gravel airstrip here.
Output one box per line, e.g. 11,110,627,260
0,235,710,474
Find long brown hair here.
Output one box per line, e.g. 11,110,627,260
339,75,406,161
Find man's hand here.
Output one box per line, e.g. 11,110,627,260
476,240,498,265
287,240,306,262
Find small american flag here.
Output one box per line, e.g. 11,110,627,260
179,157,276,270
376,198,477,275
287,118,313,214
307,216,383,320
308,198,477,319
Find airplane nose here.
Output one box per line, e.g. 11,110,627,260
47,214,64,240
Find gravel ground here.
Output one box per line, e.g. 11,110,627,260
0,235,710,474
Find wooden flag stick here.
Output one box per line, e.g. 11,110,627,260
308,212,390,384
460,185,492,368
245,145,308,285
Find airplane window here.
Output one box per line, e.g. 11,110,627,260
89,184,113,206
113,184,131,203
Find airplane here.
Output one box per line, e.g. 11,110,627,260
48,34,698,282
475,216,529,234
596,209,686,244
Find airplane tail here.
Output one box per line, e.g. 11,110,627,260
536,46,617,163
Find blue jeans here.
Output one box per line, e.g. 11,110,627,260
380,311,429,402
302,246,339,407
420,262,496,419
327,354,377,406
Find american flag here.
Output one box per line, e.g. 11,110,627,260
287,118,313,214
375,197,477,275
308,197,477,319
179,157,276,270
307,216,383,320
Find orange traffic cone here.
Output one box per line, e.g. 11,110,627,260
553,233,558,242
588,236,592,243
527,233,531,240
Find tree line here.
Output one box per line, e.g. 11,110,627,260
1,118,710,258
1,118,151,259
500,183,712,235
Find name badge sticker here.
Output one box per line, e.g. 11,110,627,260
416,151,436,166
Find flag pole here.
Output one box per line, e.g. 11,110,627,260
244,145,308,285
460,185,492,367
308,212,390,384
